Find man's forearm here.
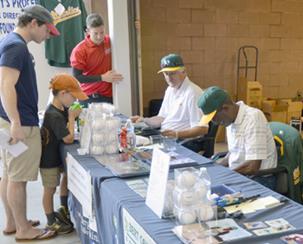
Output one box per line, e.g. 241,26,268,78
177,126,208,139
217,153,229,167
234,160,261,175
72,67,102,84
143,116,164,128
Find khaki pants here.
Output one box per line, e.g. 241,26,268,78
0,118,41,182
40,167,63,188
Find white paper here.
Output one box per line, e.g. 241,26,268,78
0,129,28,157
67,153,92,218
206,218,252,241
145,148,170,218
135,135,150,146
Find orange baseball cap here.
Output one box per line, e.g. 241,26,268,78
49,74,88,101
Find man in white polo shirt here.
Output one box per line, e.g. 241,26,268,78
132,54,207,139
198,86,277,189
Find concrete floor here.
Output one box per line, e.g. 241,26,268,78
0,142,228,244
0,176,81,244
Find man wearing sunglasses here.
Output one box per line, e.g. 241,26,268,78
132,54,208,140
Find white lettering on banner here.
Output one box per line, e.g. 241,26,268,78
76,211,100,243
0,0,38,38
123,208,156,244
66,153,93,219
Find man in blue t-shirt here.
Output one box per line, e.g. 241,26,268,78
0,5,59,242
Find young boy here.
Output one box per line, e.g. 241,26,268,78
40,74,88,234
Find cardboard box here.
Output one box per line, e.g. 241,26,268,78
262,99,288,123
281,99,303,123
247,86,262,108
237,77,263,109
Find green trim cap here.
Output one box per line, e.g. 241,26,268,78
157,54,184,73
197,86,228,125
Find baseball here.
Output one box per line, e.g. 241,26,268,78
92,118,106,130
108,133,118,142
178,209,196,225
92,133,105,143
176,171,197,189
198,204,214,221
90,146,104,155
105,119,117,130
177,191,197,206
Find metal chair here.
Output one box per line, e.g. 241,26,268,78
180,122,219,158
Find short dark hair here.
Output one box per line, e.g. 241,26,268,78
17,13,45,27
52,89,60,97
86,13,104,28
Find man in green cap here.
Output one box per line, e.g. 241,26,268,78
132,54,208,139
0,4,58,241
198,86,277,189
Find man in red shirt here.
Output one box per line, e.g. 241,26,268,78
70,13,123,106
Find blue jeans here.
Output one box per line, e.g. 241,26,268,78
252,175,277,191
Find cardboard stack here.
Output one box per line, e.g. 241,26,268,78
262,99,288,123
237,77,263,109
281,99,303,123
262,99,303,124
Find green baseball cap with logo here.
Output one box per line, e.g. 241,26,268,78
197,86,229,125
22,5,60,36
157,54,184,73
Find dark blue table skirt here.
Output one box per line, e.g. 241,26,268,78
96,165,303,244
65,142,303,244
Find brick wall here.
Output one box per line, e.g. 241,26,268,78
140,0,303,109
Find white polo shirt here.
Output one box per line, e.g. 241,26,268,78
158,77,204,131
227,101,277,170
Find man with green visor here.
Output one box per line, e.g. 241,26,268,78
198,86,277,190
132,54,208,139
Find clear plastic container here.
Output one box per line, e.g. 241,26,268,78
83,103,121,155
172,167,215,224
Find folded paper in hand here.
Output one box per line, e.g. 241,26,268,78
0,129,28,157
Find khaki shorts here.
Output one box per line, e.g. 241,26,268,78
0,118,41,182
40,167,63,188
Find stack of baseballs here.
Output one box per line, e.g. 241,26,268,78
173,168,214,225
89,116,121,155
